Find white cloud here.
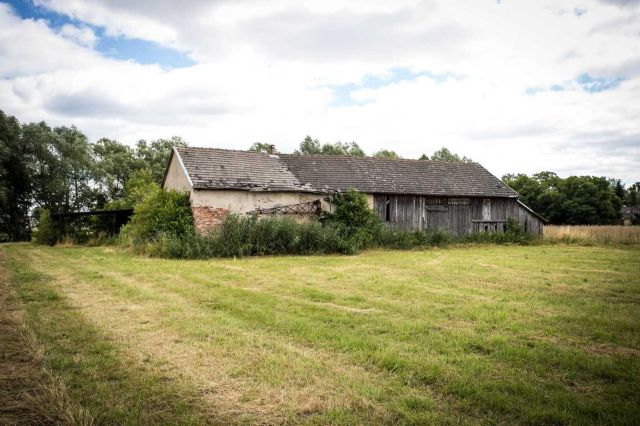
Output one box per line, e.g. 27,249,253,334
1,0,639,183
59,23,96,47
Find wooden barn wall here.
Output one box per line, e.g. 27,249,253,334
372,195,543,236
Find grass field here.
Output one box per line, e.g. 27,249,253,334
1,243,639,424
544,225,640,246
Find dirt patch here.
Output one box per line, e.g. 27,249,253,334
314,302,382,314
585,343,640,358
0,250,93,425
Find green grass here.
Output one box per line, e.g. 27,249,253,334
2,243,639,424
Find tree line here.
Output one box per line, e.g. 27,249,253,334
250,136,472,161
0,109,186,241
502,173,639,225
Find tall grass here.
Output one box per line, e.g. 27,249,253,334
136,215,533,259
544,225,640,245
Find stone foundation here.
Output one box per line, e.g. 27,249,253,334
192,206,230,234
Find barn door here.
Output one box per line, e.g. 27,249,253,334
482,199,491,220
426,206,449,231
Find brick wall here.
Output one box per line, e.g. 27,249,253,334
192,206,230,234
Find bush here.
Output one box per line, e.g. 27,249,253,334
464,218,531,244
121,187,194,245
128,189,533,259
377,227,452,249
33,209,58,246
146,215,352,258
324,189,384,249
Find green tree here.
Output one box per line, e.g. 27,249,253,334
295,136,322,155
626,182,640,207
32,208,58,245
373,149,400,159
23,122,98,213
430,147,472,162
419,154,429,160
248,142,277,154
0,110,31,240
135,136,187,183
93,138,141,202
295,136,365,157
503,172,623,225
323,142,365,156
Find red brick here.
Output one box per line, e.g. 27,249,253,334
192,206,229,234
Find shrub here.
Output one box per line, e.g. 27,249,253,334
121,187,194,245
33,209,58,246
464,218,531,244
377,228,452,249
324,189,383,249
128,189,532,259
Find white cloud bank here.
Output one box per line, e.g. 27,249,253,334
1,0,639,182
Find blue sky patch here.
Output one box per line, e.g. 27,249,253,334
576,73,623,93
329,68,460,107
526,73,624,95
3,0,195,68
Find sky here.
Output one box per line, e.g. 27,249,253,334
1,0,639,183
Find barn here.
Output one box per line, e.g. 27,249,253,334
162,146,546,236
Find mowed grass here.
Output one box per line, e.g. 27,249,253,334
545,225,640,246
2,244,639,424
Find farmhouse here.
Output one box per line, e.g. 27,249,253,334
162,146,546,236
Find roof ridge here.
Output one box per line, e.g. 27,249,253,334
179,146,481,165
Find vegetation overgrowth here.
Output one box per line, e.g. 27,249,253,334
122,188,534,258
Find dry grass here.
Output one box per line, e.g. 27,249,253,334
544,225,640,245
0,251,94,425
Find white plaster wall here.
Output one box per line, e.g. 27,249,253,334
191,190,374,214
163,153,192,193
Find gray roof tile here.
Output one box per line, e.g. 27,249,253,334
174,147,518,198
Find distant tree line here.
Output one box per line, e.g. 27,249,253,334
502,172,639,225
0,109,185,241
250,135,472,161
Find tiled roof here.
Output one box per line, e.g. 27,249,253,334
174,147,312,192
280,154,517,197
171,147,518,197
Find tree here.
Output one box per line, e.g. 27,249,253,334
503,172,623,225
627,182,640,207
135,136,187,183
248,142,277,154
23,123,98,213
296,136,322,155
93,138,141,202
430,147,472,162
419,154,429,160
0,110,31,240
373,149,400,159
611,179,626,203
295,136,365,157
